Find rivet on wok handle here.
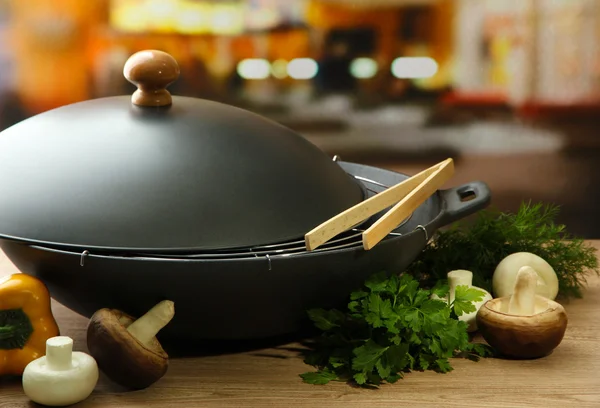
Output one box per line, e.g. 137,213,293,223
123,50,180,107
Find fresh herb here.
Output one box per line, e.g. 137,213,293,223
407,201,599,299
300,273,493,386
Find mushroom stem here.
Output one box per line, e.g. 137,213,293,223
45,336,74,371
126,300,175,346
447,270,473,303
508,266,538,316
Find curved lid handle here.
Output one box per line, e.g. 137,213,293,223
124,50,180,107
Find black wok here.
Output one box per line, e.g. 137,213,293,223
0,162,491,341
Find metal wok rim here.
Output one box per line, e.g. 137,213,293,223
0,161,430,258
15,224,428,267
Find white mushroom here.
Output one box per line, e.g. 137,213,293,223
492,252,559,300
477,266,568,359
22,336,99,407
432,269,492,332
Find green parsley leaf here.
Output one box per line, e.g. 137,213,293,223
307,308,345,331
375,358,391,379
386,274,400,295
386,373,403,383
452,285,486,317
435,358,453,373
353,372,367,385
431,280,450,299
455,285,485,303
348,301,360,313
401,308,422,332
419,354,431,370
365,294,394,328
328,356,347,368
412,289,431,306
463,342,496,360
364,272,390,293
352,339,389,372
350,290,369,301
302,274,493,387
300,370,339,385
385,343,409,371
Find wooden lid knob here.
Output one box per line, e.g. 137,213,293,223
124,50,180,107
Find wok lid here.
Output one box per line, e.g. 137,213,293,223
0,50,364,253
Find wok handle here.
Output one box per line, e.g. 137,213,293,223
437,181,491,227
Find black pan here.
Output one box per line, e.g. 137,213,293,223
0,96,365,254
0,162,491,341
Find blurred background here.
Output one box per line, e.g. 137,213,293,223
0,0,599,236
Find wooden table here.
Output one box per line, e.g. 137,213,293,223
1,244,600,408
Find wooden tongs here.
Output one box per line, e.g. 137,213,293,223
305,158,455,251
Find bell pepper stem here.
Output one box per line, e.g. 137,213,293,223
0,325,16,340
0,308,34,350
126,300,175,346
45,336,74,371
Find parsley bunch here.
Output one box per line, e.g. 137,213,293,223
406,201,599,298
300,273,493,386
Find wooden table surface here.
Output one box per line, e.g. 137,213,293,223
1,244,600,408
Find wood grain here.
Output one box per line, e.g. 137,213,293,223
1,244,600,408
362,157,454,249
305,158,449,251
124,50,180,107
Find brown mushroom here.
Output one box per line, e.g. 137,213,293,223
86,300,175,390
476,267,567,359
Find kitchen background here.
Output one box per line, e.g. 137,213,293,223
0,0,598,236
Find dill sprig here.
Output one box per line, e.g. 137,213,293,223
406,201,599,299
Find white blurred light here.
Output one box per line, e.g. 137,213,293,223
391,57,438,79
350,58,378,79
271,59,288,79
211,4,244,35
237,59,271,80
287,58,319,80
147,0,177,18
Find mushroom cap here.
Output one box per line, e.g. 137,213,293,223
476,295,568,359
22,351,98,406
492,252,559,300
87,308,169,390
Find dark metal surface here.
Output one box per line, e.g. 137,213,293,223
0,163,491,341
0,96,364,253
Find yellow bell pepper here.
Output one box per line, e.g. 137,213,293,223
0,273,60,376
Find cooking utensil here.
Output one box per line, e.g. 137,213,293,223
0,162,491,341
362,157,454,249
305,158,453,251
0,50,492,341
0,50,364,254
